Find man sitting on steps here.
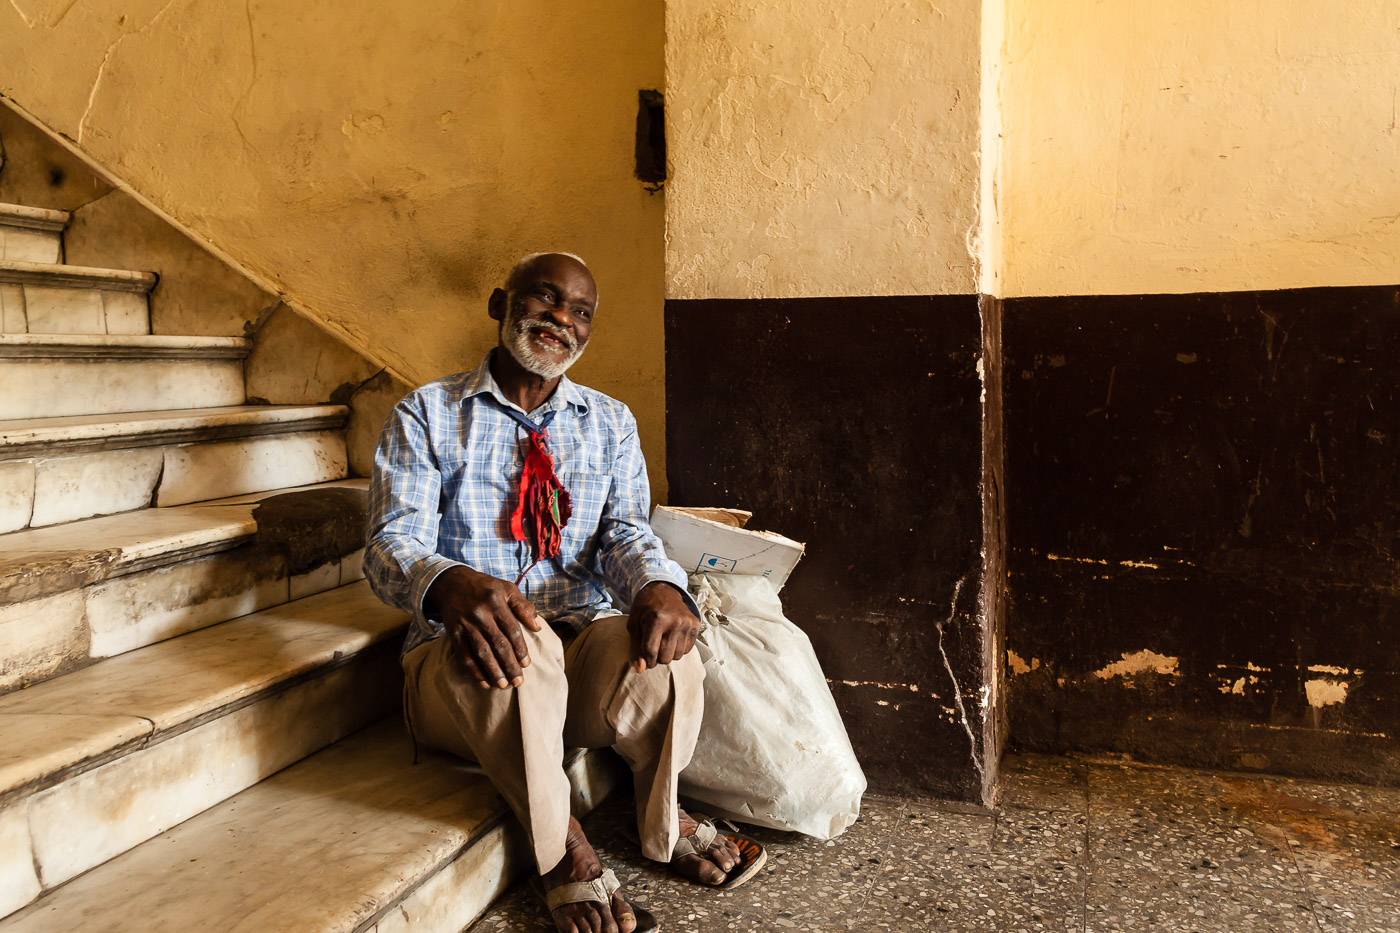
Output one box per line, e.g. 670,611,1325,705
365,252,763,933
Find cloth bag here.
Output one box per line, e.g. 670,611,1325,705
678,573,866,839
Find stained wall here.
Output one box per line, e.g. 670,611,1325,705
0,0,670,495
995,0,1400,780
664,0,995,801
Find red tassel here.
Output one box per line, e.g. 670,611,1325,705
510,431,572,576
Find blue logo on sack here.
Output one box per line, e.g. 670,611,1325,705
697,553,737,573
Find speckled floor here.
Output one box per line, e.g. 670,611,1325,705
469,752,1400,932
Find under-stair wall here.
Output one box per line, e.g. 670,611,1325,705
0,103,412,477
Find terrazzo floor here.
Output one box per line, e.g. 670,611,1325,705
469,751,1400,932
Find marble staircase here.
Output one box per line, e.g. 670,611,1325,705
0,194,615,930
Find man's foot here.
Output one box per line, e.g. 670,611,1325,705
672,807,742,885
540,817,638,933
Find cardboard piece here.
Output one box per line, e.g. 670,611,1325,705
651,506,805,587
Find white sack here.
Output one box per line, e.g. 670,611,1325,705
678,573,866,839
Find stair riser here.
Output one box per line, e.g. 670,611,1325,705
0,283,148,335
0,229,60,265
0,358,244,419
2,645,401,915
0,431,349,533
0,546,366,693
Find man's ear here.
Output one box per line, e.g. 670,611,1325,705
488,288,508,322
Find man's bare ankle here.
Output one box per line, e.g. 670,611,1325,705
543,819,603,886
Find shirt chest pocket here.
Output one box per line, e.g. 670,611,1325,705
437,442,520,536
563,471,613,552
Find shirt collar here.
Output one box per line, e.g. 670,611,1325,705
461,348,589,417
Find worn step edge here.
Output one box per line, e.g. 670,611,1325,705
0,333,248,359
0,580,408,805
0,259,155,293
356,744,622,933
0,404,349,460
0,204,69,234
0,720,622,933
0,640,402,920
0,478,369,606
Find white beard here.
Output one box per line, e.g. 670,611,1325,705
501,307,584,380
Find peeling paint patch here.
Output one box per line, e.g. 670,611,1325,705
1307,664,1357,676
1046,553,1160,569
1094,649,1179,680
1304,678,1349,708
830,679,920,692
1219,677,1247,695
1006,650,1040,675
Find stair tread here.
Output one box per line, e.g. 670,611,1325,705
0,580,407,800
0,259,156,292
0,204,69,232
0,333,246,349
0,403,349,447
0,478,371,601
0,719,538,933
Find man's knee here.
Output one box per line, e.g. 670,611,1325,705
415,620,567,702
523,620,567,669
623,647,705,710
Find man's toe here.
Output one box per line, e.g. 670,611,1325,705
611,891,635,933
679,853,727,884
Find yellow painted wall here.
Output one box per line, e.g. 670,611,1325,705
0,0,671,495
994,0,1400,297
665,0,981,299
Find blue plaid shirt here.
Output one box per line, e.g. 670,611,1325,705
366,350,696,655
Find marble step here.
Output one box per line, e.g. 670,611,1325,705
0,718,620,933
0,334,248,419
0,406,350,532
0,259,155,336
0,205,67,265
0,581,411,920
0,478,370,692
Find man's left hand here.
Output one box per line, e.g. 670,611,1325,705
628,581,701,673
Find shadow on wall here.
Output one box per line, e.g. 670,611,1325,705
0,102,410,473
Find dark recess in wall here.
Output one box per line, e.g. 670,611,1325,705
666,295,992,801
1003,284,1400,783
634,90,666,189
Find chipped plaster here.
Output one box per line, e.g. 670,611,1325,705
1304,678,1350,708
1093,649,1180,681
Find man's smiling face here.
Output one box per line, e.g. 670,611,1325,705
493,254,597,380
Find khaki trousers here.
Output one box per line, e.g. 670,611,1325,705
401,614,705,874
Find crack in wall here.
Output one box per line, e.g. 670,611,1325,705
7,0,38,28
935,572,984,787
8,0,80,28
77,0,182,145
231,0,261,157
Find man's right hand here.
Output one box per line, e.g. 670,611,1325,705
424,566,542,690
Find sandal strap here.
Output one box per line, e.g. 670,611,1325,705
545,868,621,912
672,819,719,860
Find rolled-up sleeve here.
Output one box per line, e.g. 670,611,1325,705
594,411,701,618
364,394,464,618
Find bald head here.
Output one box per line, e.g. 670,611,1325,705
504,252,595,303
